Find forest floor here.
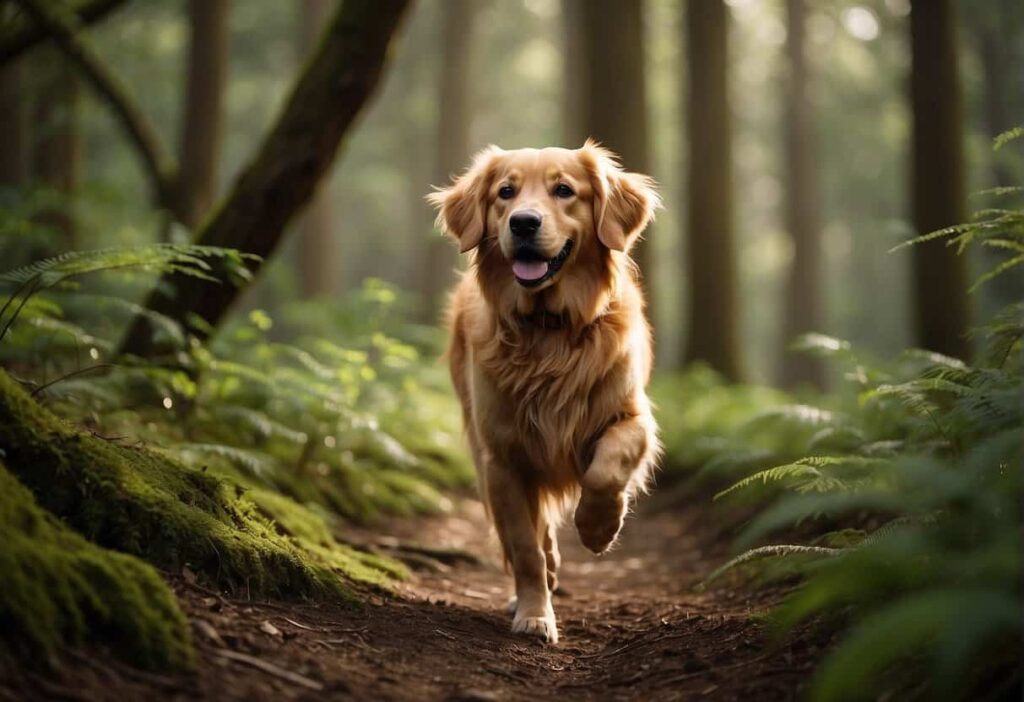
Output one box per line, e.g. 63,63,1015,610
0,492,832,701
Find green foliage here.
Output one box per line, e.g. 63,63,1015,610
661,145,1024,699
0,368,398,599
0,460,192,671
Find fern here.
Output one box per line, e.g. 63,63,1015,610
0,245,258,344
699,545,843,590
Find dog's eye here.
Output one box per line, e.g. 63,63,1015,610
498,185,515,200
554,183,575,199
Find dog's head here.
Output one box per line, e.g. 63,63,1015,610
427,141,660,296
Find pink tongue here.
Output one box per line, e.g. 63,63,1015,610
513,260,549,281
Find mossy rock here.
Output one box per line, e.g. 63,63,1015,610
0,369,395,599
0,461,192,670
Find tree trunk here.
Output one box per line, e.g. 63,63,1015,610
120,0,411,357
295,0,340,299
778,0,823,389
576,0,654,304
0,60,28,188
174,0,230,229
909,0,971,359
682,0,740,380
32,54,81,250
561,0,586,147
421,0,477,316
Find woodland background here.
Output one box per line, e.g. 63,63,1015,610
0,0,1021,700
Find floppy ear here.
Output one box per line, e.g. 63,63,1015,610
426,147,501,253
582,140,661,252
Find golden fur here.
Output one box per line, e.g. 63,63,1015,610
428,141,661,644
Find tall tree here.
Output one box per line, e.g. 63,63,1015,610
295,0,339,299
573,0,654,297
120,0,411,356
560,0,585,146
174,0,230,229
421,0,477,316
778,0,823,388
32,55,81,249
682,0,740,379
909,0,971,359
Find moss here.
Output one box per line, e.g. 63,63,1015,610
0,369,398,599
248,488,408,586
0,462,192,670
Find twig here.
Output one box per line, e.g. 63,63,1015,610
214,649,323,691
281,617,323,632
30,363,114,397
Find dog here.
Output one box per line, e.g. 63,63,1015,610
427,141,661,644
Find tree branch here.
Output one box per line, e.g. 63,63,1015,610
11,0,177,206
121,0,412,356
0,0,128,65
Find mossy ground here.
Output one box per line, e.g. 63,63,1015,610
0,461,192,671
0,370,402,602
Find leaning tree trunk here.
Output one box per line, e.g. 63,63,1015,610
682,0,741,380
174,0,230,229
295,0,340,299
576,0,654,308
778,0,824,389
909,0,971,360
121,0,410,356
421,0,477,317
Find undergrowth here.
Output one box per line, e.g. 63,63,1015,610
658,131,1024,701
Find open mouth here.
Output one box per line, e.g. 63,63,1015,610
512,239,575,288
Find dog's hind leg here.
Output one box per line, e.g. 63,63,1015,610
486,461,558,644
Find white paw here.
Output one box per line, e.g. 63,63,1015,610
506,595,517,614
511,607,558,644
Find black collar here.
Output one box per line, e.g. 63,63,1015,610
516,309,569,330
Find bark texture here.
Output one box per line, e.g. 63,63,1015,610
682,0,741,379
909,0,971,359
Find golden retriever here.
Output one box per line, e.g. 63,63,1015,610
427,141,661,644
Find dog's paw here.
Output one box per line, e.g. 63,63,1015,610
506,595,517,614
511,609,558,644
574,488,626,555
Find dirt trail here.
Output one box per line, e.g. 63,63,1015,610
2,498,826,701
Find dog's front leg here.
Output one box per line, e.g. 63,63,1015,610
575,412,656,554
485,459,558,643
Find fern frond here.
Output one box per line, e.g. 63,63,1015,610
993,126,1024,150
699,545,843,590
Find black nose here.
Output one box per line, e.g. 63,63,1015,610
510,211,542,238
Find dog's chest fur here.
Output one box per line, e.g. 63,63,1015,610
472,311,637,488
